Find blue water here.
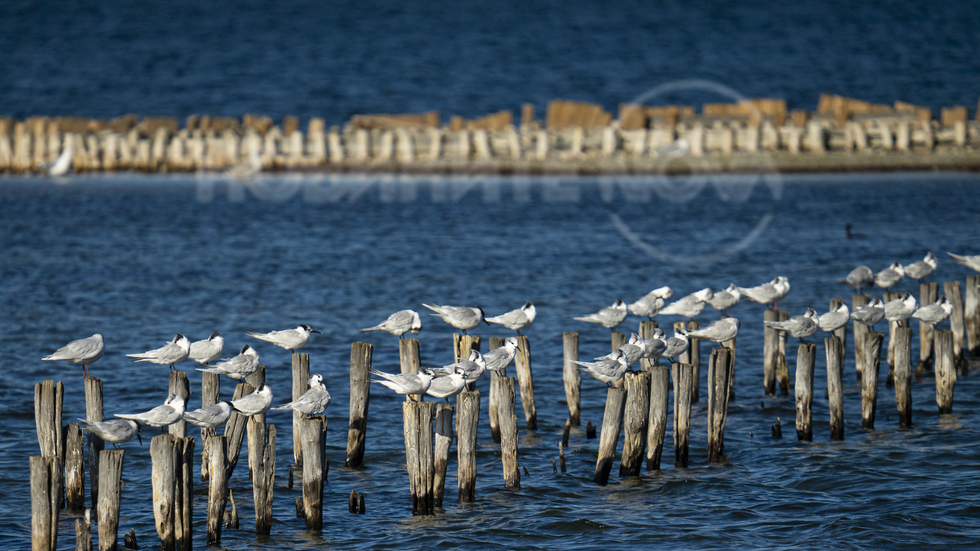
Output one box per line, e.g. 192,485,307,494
2,172,980,549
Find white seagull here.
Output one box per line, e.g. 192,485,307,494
628,286,673,318
836,266,874,291
641,328,667,360
706,284,741,315
659,288,713,318
126,334,191,372
660,328,690,361
596,333,646,366
574,299,628,330
884,293,918,322
370,368,434,396
423,303,487,333
430,350,487,383
360,310,422,338
765,308,818,342
850,298,885,330
948,252,980,273
485,302,537,334
874,262,905,289
48,140,73,177
573,349,629,386
912,296,953,326
197,344,261,380
43,333,104,378
739,277,791,309
231,384,274,416
189,332,224,365
272,374,331,416
686,317,740,343
904,252,937,280
182,401,234,429
78,418,141,448
425,368,467,402
818,303,850,333
115,394,186,428
247,324,321,351
484,337,520,372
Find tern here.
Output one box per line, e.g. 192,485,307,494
765,308,818,342
48,141,73,177
483,337,520,372
836,266,874,291
272,374,331,416
370,368,433,396
574,299,628,330
78,418,141,448
850,298,885,330
43,333,104,378
884,293,917,322
485,302,536,334
425,368,467,402
126,334,191,372
660,328,690,362
874,262,905,289
628,286,673,318
197,344,260,380
904,253,937,280
231,384,274,416
115,394,186,428
572,349,629,386
423,304,487,333
247,325,321,351
686,317,740,343
659,288,713,318
360,310,422,338
641,328,667,360
706,284,741,315
189,332,224,365
818,303,850,333
182,401,234,429
911,296,953,326
739,277,790,309
430,350,487,383
596,333,646,366
948,252,980,273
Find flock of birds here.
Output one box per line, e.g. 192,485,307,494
39,251,980,447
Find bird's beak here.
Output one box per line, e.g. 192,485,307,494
312,329,322,334
137,431,143,447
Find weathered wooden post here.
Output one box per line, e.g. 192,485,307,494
562,332,581,425
944,281,966,367
825,336,845,441
707,348,733,460
861,333,884,429
454,335,481,391
610,332,626,390
935,329,956,413
433,403,454,508
248,420,276,534
514,335,537,430
223,382,251,479
30,455,61,551
206,436,228,546
403,401,435,514
346,342,373,467
966,275,980,358
775,311,790,394
619,372,650,476
487,337,504,443
853,294,871,380
795,343,816,441
830,298,848,359
150,435,177,550
168,370,190,438
498,376,520,489
65,423,85,511
300,415,327,530
200,371,219,481
34,380,64,461
894,326,913,427
97,450,124,551
85,377,104,516
75,509,92,551
646,362,670,471
673,362,693,467
918,283,938,374
594,387,626,485
457,390,480,502
176,437,193,551
763,310,782,394
399,338,420,376
687,320,702,401
291,352,310,466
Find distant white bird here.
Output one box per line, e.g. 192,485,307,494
126,334,191,371
948,252,980,273
596,333,646,366
766,308,818,341
573,349,629,385
836,266,874,291
574,299,628,329
370,368,433,396
818,303,850,333
884,293,917,322
247,325,321,351
850,298,885,330
659,288,713,318
485,302,536,334
360,310,422,338
430,350,487,383
48,140,73,177
197,344,260,380
182,401,234,429
78,418,141,448
484,337,520,372
912,296,953,326
189,332,224,365
272,374,331,416
115,394,186,428
874,262,905,289
686,317,740,343
660,328,690,361
425,368,467,402
423,303,486,333
739,277,791,309
231,384,274,416
227,148,262,181
706,284,741,314
628,286,673,318
904,252,937,280
43,333,104,378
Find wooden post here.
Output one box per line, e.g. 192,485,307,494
222,382,251,479
687,321,702,402
861,333,884,429
75,509,92,551
487,337,503,443
292,352,310,467
918,283,938,374
433,404,454,509
97,450,124,551
85,377,104,517
610,332,625,389
456,390,480,502
399,338,420,375
594,387,626,485
830,298,848,357
944,281,966,364
935,330,956,413
883,291,898,372
168,370,190,438
300,416,327,530
454,335,481,391
763,310,787,394
206,437,228,546
150,435,177,550
30,455,61,551
966,275,980,358
707,348,733,460
825,336,845,441
562,332,581,425
34,380,64,461
65,423,85,511
403,401,435,514
795,343,816,441
498,376,520,489
200,371,219,481
646,363,670,471
775,311,790,394
619,372,650,476
853,294,871,380
894,326,913,427
346,342,373,467
673,362,693,467
514,335,537,430
248,420,275,534
176,437,193,551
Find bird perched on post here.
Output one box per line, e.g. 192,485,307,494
627,286,673,319
370,368,434,396
574,299,627,330
272,374,331,417
231,384,274,417
78,418,141,448
874,262,905,289
483,337,520,373
422,304,487,334
706,284,741,315
911,296,953,326
904,252,937,281
739,277,790,309
197,344,260,380
115,394,186,428
884,293,917,322
126,334,191,372
360,310,422,338
43,333,104,378
948,252,980,273
425,368,467,402
817,303,850,333
485,302,536,334
659,288,714,319
247,325,321,351
189,332,224,365
686,317,740,343
850,298,885,331
572,349,629,386
765,308,818,342
182,401,234,429
836,266,874,292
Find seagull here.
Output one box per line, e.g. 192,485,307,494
904,252,937,280
596,333,646,366
818,303,850,333
78,418,141,448
911,296,953,326
641,328,667,360
226,149,262,181
485,302,536,334
483,337,520,372
246,325,321,351
48,141,73,177
126,334,191,372
115,394,186,428
422,304,487,334
197,344,260,380
370,368,433,396
850,298,885,331
706,284,741,315
43,333,104,378
425,368,467,402
739,277,790,309
686,317,740,343
231,383,274,416
272,374,331,417
836,266,874,291
572,349,629,386
884,293,918,322
874,262,905,289
765,308,818,342
189,332,224,365
659,288,713,318
182,401,234,429
359,310,422,338
574,299,628,330
430,350,487,383
948,252,980,273
660,328,690,362
628,286,673,318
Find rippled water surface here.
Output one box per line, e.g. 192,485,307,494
2,172,980,549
